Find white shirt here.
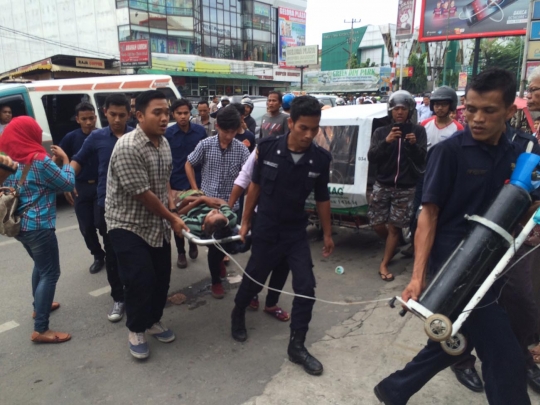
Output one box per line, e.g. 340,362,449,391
421,116,464,150
417,104,433,122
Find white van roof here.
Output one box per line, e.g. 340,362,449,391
1,75,175,92
320,104,387,126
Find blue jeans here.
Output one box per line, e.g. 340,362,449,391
16,229,61,333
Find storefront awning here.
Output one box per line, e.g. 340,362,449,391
0,64,120,80
138,68,259,81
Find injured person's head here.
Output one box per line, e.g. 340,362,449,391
202,209,229,237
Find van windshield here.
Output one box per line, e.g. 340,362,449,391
314,125,358,185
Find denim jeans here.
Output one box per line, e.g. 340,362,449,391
16,229,61,333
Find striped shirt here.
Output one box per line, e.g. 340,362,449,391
2,157,75,231
181,204,236,238
187,136,250,211
105,127,173,247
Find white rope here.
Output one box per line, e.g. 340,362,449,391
213,241,392,306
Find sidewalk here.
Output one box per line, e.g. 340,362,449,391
241,266,495,405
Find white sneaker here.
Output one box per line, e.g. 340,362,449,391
128,331,149,359
147,321,176,343
108,301,125,322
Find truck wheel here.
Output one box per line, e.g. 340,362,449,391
441,333,467,356
424,314,452,342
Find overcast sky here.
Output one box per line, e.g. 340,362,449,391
305,0,424,46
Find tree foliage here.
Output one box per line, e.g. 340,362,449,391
480,37,523,80
345,55,377,69
402,52,428,95
346,55,360,69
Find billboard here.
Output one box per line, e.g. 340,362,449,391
396,0,417,39
458,72,468,90
419,0,529,42
300,67,392,92
119,40,151,68
285,45,319,66
278,7,307,68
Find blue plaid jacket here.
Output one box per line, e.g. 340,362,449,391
2,156,75,231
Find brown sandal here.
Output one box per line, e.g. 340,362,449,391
31,330,71,343
32,302,60,319
530,344,540,363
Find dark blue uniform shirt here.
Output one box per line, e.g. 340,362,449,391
252,134,331,242
72,125,133,207
59,128,98,182
165,122,207,191
422,126,525,271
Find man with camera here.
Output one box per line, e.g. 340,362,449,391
367,90,427,282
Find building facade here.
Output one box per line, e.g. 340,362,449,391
0,0,305,96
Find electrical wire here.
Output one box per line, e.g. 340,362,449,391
212,240,392,306
0,25,119,59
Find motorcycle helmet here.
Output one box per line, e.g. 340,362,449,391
430,86,458,112
336,97,345,106
387,90,416,120
241,97,254,111
282,93,296,110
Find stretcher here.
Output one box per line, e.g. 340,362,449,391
390,153,540,355
182,229,249,246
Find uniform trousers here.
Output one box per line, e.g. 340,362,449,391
109,229,171,333
235,235,315,332
97,206,124,303
378,282,530,405
74,181,105,261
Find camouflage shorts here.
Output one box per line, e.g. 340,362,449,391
367,182,415,228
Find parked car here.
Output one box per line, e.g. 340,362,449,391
250,98,268,138
310,94,337,107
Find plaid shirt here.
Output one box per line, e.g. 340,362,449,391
105,127,173,247
187,136,250,211
3,157,75,231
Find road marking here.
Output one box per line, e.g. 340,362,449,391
89,286,111,297
0,224,79,247
0,321,19,334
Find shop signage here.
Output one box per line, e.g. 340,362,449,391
284,45,318,66
119,40,151,68
75,57,105,69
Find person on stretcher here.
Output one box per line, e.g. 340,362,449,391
173,189,237,240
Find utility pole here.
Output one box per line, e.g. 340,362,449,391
344,18,361,70
519,0,534,97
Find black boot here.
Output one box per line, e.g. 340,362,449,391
287,330,323,375
231,306,247,342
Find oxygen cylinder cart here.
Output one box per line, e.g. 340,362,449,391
391,153,540,356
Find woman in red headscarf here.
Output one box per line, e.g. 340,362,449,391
0,116,75,343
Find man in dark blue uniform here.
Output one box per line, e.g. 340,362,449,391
165,98,206,269
60,102,104,274
71,94,133,323
232,96,334,376
374,69,531,404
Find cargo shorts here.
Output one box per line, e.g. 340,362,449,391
367,182,415,228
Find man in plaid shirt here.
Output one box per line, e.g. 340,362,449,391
105,90,189,360
185,106,250,299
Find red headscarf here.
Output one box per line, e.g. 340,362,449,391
0,116,48,165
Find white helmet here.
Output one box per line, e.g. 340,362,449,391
336,97,345,106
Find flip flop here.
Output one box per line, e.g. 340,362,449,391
379,272,395,282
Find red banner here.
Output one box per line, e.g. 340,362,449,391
119,40,151,68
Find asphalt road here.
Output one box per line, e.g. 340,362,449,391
0,200,412,405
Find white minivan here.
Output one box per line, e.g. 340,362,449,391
0,75,181,151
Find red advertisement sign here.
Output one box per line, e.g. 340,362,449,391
119,40,151,68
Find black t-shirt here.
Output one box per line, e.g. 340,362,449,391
235,130,256,152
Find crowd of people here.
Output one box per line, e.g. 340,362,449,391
0,90,333,375
2,67,540,403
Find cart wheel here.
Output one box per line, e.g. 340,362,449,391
424,314,452,342
441,333,467,356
